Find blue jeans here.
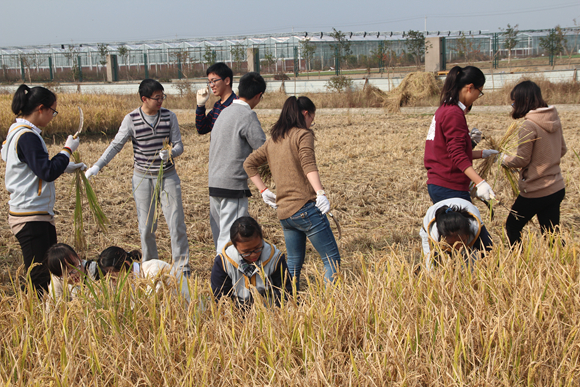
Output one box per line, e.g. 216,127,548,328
427,184,472,204
280,202,341,289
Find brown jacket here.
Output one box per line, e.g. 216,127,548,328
503,106,567,198
244,128,318,219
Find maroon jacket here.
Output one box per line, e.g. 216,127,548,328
424,104,472,191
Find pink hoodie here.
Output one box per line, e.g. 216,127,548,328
503,106,567,198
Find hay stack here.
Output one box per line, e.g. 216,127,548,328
382,72,442,113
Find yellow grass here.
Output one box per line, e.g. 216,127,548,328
1,104,580,384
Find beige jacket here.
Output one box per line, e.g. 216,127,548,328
503,106,567,198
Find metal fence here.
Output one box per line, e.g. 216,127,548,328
1,28,579,82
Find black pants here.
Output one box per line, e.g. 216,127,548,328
506,188,565,246
14,221,56,294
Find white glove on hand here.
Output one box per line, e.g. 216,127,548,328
65,162,87,173
64,135,80,153
470,128,483,145
481,149,499,159
476,180,495,201
196,87,209,107
85,165,100,180
261,188,278,209
499,153,509,166
315,193,330,214
159,149,170,162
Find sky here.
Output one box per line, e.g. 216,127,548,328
1,0,579,47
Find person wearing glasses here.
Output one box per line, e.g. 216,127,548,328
196,62,237,134
210,216,291,308
207,72,267,254
2,84,84,294
85,79,191,276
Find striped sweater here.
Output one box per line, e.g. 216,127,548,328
95,107,183,175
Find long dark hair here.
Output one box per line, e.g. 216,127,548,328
510,80,548,119
45,243,80,277
270,96,316,142
97,246,142,277
440,66,485,106
434,205,476,241
230,216,263,246
11,84,56,117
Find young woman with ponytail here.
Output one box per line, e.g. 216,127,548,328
2,85,85,294
244,96,340,290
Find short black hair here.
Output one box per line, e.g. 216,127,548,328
510,80,548,119
45,243,79,277
207,62,233,86
230,217,263,246
139,79,164,98
434,205,476,241
98,246,142,275
238,72,266,100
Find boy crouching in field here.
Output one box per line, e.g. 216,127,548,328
208,72,267,253
85,79,190,275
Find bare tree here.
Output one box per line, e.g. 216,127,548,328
300,38,316,72
502,24,519,68
117,44,129,80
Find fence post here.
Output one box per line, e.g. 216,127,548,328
20,57,25,82
144,53,149,79
293,46,299,77
48,56,54,81
77,56,83,82
492,33,499,69
378,41,384,73
334,48,340,76
178,57,183,79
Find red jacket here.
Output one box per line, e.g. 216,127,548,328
424,104,472,191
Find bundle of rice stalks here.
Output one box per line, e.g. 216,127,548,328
472,121,524,200
382,72,442,113
149,139,172,232
71,152,109,251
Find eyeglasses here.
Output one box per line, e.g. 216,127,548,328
260,92,264,100
48,107,58,117
478,89,484,98
147,94,167,102
207,78,223,87
238,244,264,259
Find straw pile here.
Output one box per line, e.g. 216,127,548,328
382,72,442,113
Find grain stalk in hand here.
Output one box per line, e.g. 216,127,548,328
71,151,109,251
149,139,172,232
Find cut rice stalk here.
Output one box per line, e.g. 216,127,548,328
149,139,172,232
72,151,109,251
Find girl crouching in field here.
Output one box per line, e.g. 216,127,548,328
244,96,340,290
502,80,567,246
211,217,292,308
420,198,489,271
45,243,88,300
3,85,84,295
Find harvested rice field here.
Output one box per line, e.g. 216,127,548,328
1,107,580,385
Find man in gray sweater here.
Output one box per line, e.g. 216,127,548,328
208,72,267,253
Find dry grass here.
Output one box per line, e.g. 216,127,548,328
1,104,580,384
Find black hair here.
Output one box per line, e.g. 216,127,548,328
237,72,266,100
45,243,80,278
271,96,316,143
510,80,548,119
207,62,234,86
11,84,57,117
139,79,164,98
230,217,263,246
97,246,142,276
434,205,476,242
440,66,486,106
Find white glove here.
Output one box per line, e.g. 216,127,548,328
500,153,509,166
159,149,170,162
470,128,483,145
65,162,87,173
196,87,209,107
481,149,499,159
476,180,495,201
85,165,100,180
261,188,277,209
315,193,330,214
64,135,80,153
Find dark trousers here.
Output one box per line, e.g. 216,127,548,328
427,184,493,252
14,221,56,294
506,188,565,246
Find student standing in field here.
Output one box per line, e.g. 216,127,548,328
2,85,84,294
208,72,267,253
196,62,237,134
502,80,567,246
420,198,488,271
244,96,341,289
85,79,190,275
211,216,291,308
